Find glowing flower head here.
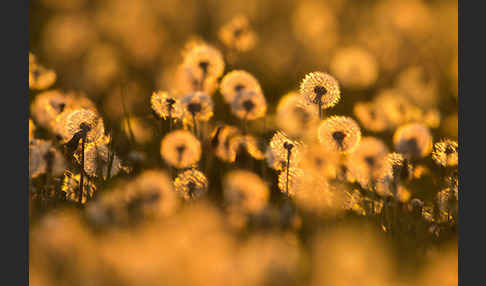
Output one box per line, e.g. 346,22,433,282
231,90,267,120
29,139,66,179
318,116,361,153
299,72,341,109
432,139,458,167
29,52,56,90
276,91,319,137
173,169,208,200
267,131,304,171
60,109,105,144
160,130,201,169
347,137,389,189
393,123,433,158
31,90,70,129
218,15,257,52
151,91,183,120
182,43,225,84
330,47,378,89
180,91,214,125
223,170,269,214
353,101,390,132
228,134,266,161
220,70,262,103
299,143,339,179
211,125,241,162
378,152,413,188
74,142,127,179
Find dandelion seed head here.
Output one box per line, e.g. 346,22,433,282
330,47,378,89
347,137,389,189
151,91,183,120
299,72,341,109
298,144,339,179
353,101,390,132
60,109,105,144
231,90,267,120
318,116,361,153
229,134,265,161
276,91,319,137
223,170,269,215
173,169,208,200
393,123,433,158
267,131,304,171
161,130,201,169
74,142,127,179
182,43,225,83
220,70,262,103
180,91,214,124
31,90,71,129
218,15,257,52
29,53,57,90
432,139,458,167
29,139,66,179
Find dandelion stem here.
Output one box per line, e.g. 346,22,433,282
318,100,323,120
80,136,85,204
192,113,198,138
286,148,291,196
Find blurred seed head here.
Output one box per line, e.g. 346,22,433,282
330,46,378,90
182,43,225,84
180,91,214,124
231,89,267,120
220,70,263,104
218,15,257,52
353,101,390,132
223,170,269,215
318,116,361,153
173,169,209,201
432,139,458,167
160,130,201,169
29,139,66,179
347,137,389,189
300,72,341,109
276,91,319,137
393,123,433,159
29,52,57,90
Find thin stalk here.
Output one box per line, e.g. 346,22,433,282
192,113,198,137
318,100,323,120
120,86,136,145
286,148,291,196
79,136,85,204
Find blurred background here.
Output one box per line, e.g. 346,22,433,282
29,0,458,285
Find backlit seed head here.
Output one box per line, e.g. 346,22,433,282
277,167,305,196
293,177,346,217
218,15,257,52
299,72,341,109
353,101,390,132
377,153,413,191
276,91,319,137
182,43,225,83
29,139,66,179
173,169,208,200
432,139,458,167
74,142,127,179
318,116,361,153
31,90,70,129
124,170,180,218
60,109,105,144
29,52,57,90
211,125,242,162
180,91,214,125
220,70,262,103
347,137,389,189
229,135,266,161
223,170,269,215
231,90,267,120
393,123,433,158
298,143,339,179
160,130,201,169
268,131,304,171
151,91,183,120
330,46,378,89
374,89,415,127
